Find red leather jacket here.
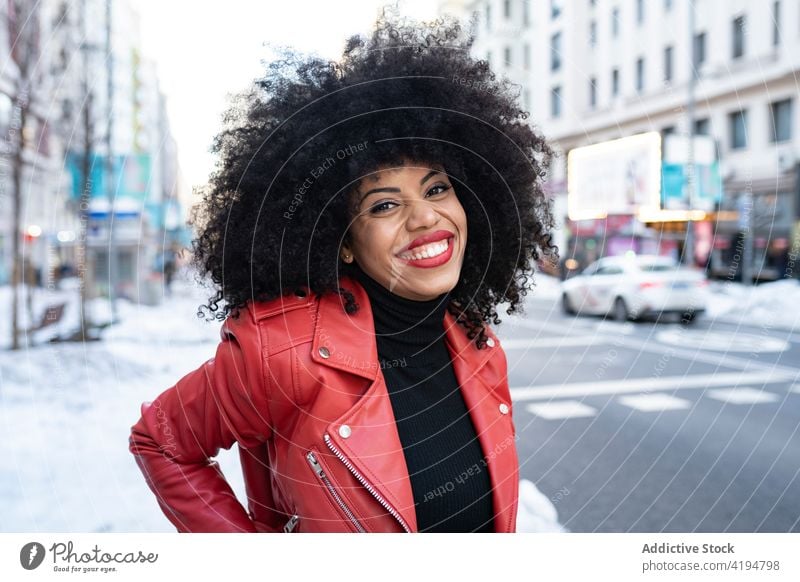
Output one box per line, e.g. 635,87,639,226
129,275,519,532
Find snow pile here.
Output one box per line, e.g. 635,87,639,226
516,479,570,533
0,277,228,532
705,279,800,330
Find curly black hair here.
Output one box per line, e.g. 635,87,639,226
190,5,558,349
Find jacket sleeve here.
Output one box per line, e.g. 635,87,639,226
128,312,274,532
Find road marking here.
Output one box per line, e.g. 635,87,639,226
617,393,693,412
500,336,615,349
510,371,794,402
609,335,800,376
655,329,789,353
525,400,597,420
705,387,781,405
592,320,637,335
505,317,596,334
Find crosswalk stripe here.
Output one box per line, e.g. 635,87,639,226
510,371,794,402
705,387,781,404
617,393,693,412
525,400,597,420
500,336,614,349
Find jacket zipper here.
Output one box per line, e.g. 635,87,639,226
306,450,366,533
283,514,299,532
323,433,412,533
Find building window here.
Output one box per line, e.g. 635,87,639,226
769,98,792,143
612,7,620,37
485,3,491,30
694,118,710,135
551,0,562,19
664,0,672,11
523,0,530,27
551,86,562,118
523,88,531,111
523,43,530,70
504,0,511,19
486,50,492,68
693,32,706,71
732,15,746,59
611,68,619,97
551,32,562,71
589,20,597,47
636,0,644,24
773,1,780,46
664,45,673,83
504,46,512,67
662,126,676,138
729,109,748,149
589,78,597,109
636,57,645,92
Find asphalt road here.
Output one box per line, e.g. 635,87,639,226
497,292,800,533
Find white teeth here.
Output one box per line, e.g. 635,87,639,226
399,238,450,261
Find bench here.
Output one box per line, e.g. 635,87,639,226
26,302,66,333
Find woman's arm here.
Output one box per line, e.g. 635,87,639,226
129,313,275,532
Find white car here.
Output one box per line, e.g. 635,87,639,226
560,255,708,323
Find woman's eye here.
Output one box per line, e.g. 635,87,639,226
367,185,451,215
369,201,397,214
427,184,451,197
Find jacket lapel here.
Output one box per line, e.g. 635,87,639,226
445,322,518,533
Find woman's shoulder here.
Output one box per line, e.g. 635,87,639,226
220,285,331,347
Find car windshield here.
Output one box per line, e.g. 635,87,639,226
639,263,677,272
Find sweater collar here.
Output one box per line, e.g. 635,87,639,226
349,263,451,364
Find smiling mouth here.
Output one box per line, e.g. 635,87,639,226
396,236,453,261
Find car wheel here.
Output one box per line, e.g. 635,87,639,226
613,297,629,322
562,293,576,315
680,310,697,325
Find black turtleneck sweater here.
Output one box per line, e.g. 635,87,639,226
350,264,494,533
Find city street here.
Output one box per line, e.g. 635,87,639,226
501,282,800,533
3,275,798,533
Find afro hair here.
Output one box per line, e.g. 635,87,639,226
190,5,558,349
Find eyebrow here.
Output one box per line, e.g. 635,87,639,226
357,170,442,208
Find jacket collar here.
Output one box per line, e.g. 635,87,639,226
309,275,516,532
310,275,496,382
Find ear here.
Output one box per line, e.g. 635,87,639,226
340,236,354,263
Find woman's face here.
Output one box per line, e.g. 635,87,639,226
341,159,468,301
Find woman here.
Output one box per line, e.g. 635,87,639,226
129,9,556,533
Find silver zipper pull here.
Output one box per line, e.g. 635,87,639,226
283,514,299,533
306,451,325,477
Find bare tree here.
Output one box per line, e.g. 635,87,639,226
6,0,43,350
47,0,104,341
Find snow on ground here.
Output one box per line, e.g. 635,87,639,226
516,479,569,533
0,275,565,533
705,278,800,331
0,276,229,532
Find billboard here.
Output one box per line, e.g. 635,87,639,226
65,152,152,202
567,131,662,220
660,134,723,211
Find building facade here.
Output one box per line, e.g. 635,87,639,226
0,0,181,306
443,0,800,281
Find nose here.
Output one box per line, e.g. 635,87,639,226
404,199,440,231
